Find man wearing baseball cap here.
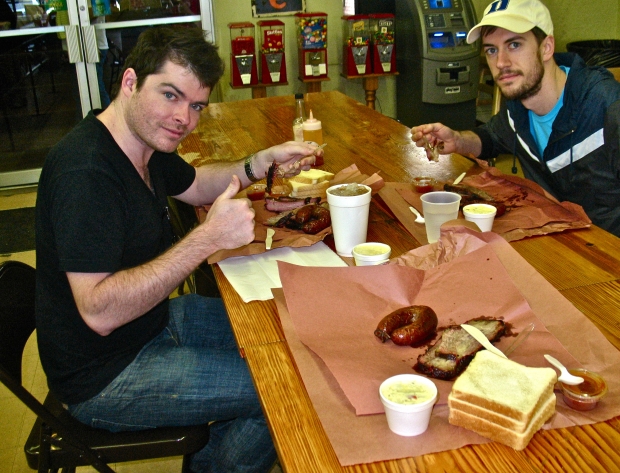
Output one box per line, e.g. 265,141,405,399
412,0,620,237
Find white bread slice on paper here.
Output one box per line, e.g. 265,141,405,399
449,350,557,424
288,180,331,197
448,391,556,450
285,169,334,185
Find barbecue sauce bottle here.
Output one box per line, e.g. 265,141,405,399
302,110,324,166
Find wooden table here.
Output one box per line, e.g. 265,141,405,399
178,91,620,472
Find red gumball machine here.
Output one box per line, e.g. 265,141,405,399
370,14,396,74
229,22,258,86
295,12,328,79
257,20,287,84
342,15,371,76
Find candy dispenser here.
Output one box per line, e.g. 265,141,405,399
370,14,396,74
342,15,371,76
258,20,287,84
229,22,258,86
295,12,328,79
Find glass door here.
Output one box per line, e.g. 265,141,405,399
0,0,214,188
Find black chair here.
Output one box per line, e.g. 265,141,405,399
0,261,211,473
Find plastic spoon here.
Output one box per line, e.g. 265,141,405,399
453,172,466,186
409,206,425,223
460,324,507,358
543,354,584,385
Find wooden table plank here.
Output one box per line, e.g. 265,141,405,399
243,342,343,472
560,280,620,350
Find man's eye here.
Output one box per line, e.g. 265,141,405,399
191,104,204,112
508,42,520,50
484,48,496,56
164,92,175,99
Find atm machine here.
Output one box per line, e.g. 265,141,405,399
395,0,480,129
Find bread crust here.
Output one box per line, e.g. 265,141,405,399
448,392,556,450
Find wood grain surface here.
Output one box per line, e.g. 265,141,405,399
178,91,620,472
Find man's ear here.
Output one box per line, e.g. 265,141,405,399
541,35,555,62
120,68,138,97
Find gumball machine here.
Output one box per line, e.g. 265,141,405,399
342,15,371,76
229,22,258,86
370,14,396,74
295,12,328,79
257,20,287,84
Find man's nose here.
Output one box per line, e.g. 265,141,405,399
173,104,190,125
495,48,511,69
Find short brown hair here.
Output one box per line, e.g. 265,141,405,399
480,26,548,45
112,26,224,98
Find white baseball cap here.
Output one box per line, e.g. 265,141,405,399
467,0,554,44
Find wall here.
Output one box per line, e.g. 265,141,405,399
210,0,397,119
471,0,620,52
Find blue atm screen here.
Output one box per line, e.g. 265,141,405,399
429,32,454,48
429,0,453,8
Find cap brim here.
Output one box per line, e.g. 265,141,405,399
466,15,537,44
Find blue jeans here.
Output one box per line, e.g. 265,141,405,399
67,294,276,473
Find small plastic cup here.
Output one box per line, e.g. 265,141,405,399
412,177,436,194
352,242,391,266
247,184,266,201
462,203,497,232
560,368,607,411
379,374,438,436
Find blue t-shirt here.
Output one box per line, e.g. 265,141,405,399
529,65,570,156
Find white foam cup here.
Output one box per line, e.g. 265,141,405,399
420,191,461,243
379,374,438,437
462,203,497,232
326,184,372,257
352,242,391,266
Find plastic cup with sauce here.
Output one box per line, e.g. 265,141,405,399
412,177,436,194
560,368,607,411
379,374,438,436
352,242,391,266
247,184,266,201
462,203,497,232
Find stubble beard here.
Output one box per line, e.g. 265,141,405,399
497,50,545,102
125,95,186,154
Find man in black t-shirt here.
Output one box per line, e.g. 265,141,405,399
35,26,323,473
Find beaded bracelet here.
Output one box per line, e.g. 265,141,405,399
244,153,260,182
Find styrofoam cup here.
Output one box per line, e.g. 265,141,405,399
326,184,372,257
379,374,438,436
420,191,461,243
463,203,497,232
352,242,391,266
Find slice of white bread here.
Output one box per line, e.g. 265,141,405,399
285,169,334,185
448,396,538,432
449,350,557,424
449,391,556,450
288,180,331,197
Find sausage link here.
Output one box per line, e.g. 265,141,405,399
374,306,438,346
302,206,331,234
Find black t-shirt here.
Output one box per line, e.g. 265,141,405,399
35,112,196,404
